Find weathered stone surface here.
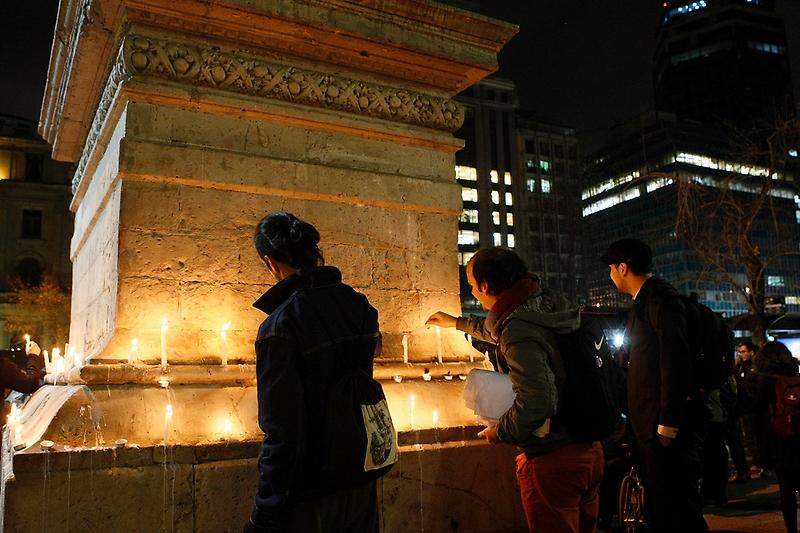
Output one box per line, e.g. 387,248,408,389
6,439,525,532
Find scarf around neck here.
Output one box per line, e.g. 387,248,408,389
484,273,542,341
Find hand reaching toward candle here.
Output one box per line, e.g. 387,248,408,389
425,312,457,328
477,425,501,444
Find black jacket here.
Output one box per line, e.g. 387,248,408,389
250,266,380,528
626,276,693,443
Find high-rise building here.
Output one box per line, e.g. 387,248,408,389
454,78,585,310
582,112,800,317
654,0,795,129
516,113,584,304
454,77,519,311
0,114,74,348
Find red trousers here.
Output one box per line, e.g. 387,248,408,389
515,441,604,533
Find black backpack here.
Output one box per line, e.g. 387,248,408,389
554,314,625,442
321,364,398,486
681,295,735,392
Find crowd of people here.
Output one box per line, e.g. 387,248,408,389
4,212,799,533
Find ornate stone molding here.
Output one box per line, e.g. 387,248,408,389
123,34,464,132
72,32,466,194
72,50,132,193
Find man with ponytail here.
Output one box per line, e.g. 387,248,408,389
245,212,384,533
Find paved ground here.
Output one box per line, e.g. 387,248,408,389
704,473,789,533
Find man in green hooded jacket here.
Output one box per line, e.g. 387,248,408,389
428,247,604,533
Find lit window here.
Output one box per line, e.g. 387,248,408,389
505,192,513,206
493,232,502,246
461,209,479,224
789,149,798,158
539,160,551,174
541,179,551,194
0,150,11,180
458,252,475,266
582,171,639,200
526,178,536,192
462,187,478,202
507,234,515,248
526,159,536,171
458,230,480,245
506,213,514,226
492,211,500,225
455,166,478,181
768,276,786,287
583,188,641,216
646,177,673,193
786,296,800,305
504,172,512,185
490,170,499,184
491,190,500,204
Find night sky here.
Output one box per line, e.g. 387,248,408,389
1,0,799,154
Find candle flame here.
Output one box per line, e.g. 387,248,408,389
52,348,61,358
432,410,439,424
24,334,30,343
161,317,168,331
221,322,231,338
165,404,173,419
223,419,233,433
131,338,139,351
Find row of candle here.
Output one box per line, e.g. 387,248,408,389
402,327,445,364
129,318,233,369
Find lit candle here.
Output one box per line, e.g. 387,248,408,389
23,334,30,351
409,394,416,429
160,318,168,370
129,338,138,365
223,418,233,435
432,409,440,425
220,322,231,367
401,334,409,364
435,326,443,365
52,348,63,374
164,403,173,446
43,350,50,374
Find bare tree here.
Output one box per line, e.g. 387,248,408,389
672,118,800,344
5,271,70,349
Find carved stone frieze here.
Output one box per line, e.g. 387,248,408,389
122,34,464,132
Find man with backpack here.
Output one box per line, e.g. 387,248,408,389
602,238,709,532
428,247,605,533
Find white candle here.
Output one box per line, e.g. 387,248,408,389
220,322,231,366
43,350,50,374
52,348,63,374
160,318,168,370
129,338,138,365
432,409,439,425
435,326,443,364
401,334,409,364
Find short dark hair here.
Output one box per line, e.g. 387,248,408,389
254,212,324,271
737,340,757,352
468,247,528,295
600,238,653,275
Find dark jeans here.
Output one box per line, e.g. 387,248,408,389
776,468,800,533
701,422,728,502
244,481,378,533
725,417,750,475
635,431,709,533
